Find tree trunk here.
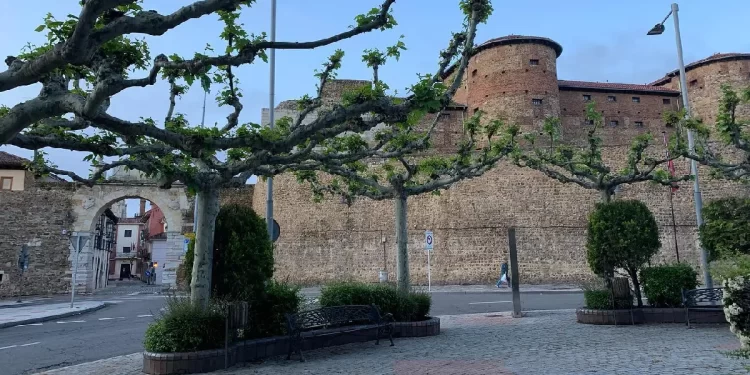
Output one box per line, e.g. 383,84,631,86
600,189,612,203
395,191,409,292
628,267,644,307
190,188,221,309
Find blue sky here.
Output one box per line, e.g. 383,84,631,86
1,1,749,215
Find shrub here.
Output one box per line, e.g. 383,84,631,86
319,282,432,321
212,204,274,301
700,197,750,262
711,253,750,283
640,264,698,307
178,237,195,288
584,289,612,310
144,297,224,353
247,282,302,338
587,200,660,306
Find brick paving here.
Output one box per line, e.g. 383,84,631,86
37,311,747,375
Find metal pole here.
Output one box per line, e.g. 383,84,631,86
265,0,277,238
70,236,81,308
508,228,521,318
671,3,712,288
427,249,431,292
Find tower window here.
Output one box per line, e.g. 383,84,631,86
585,119,594,126
473,107,479,114
632,97,640,103
634,121,644,127
609,120,619,127
583,94,591,101
529,59,539,66
689,79,698,86
607,96,617,102
663,98,671,105
471,69,478,77
532,99,543,106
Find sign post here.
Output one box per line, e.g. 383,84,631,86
17,245,29,303
69,234,90,308
424,230,433,292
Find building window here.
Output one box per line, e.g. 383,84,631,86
607,96,616,102
634,121,644,127
471,69,477,77
532,99,543,106
583,94,591,101
663,98,671,105
609,120,619,127
632,97,640,103
690,79,698,86
0,177,12,190
529,59,539,66
585,119,594,126
124,230,132,237
123,246,131,253
473,107,479,114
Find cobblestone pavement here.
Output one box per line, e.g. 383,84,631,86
34,311,747,375
218,311,746,375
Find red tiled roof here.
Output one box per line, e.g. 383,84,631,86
650,53,750,85
0,151,29,169
558,80,680,95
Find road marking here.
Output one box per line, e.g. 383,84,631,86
98,317,114,321
137,314,153,318
28,323,43,326
116,317,126,319
102,300,123,304
0,345,17,350
56,320,86,324
468,301,513,305
127,292,140,296
20,342,40,347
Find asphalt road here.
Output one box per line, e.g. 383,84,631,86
0,291,583,375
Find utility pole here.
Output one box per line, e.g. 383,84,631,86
266,0,277,239
647,3,712,288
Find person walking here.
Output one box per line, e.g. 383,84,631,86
496,262,511,288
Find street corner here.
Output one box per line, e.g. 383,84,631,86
0,301,107,329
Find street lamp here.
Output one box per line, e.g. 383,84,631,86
647,3,712,288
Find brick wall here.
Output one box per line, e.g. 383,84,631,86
0,173,75,297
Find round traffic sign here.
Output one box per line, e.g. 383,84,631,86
426,235,433,245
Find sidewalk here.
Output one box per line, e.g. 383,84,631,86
300,283,582,296
0,301,106,328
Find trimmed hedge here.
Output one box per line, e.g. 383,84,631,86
584,289,612,310
248,282,302,338
144,297,224,353
319,282,431,321
640,264,698,307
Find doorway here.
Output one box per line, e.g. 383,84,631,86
119,264,131,280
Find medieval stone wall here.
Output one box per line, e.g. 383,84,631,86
0,174,75,297
255,36,750,286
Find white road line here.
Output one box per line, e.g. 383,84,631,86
102,300,123,304
0,345,17,350
56,320,86,324
98,317,114,321
28,323,42,326
137,314,153,318
468,301,513,305
116,317,126,319
20,342,40,347
127,292,140,296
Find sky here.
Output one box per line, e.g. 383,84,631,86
1,0,749,216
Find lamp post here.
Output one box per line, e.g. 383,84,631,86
266,0,277,239
647,3,712,288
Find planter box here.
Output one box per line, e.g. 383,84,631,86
143,317,440,375
576,307,727,325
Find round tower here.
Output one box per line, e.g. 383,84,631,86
454,35,563,132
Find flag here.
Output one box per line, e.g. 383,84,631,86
663,133,679,193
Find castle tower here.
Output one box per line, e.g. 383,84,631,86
447,35,563,132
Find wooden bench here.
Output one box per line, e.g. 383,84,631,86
682,287,723,328
285,304,394,362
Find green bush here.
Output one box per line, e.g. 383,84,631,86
179,237,195,288
319,282,432,321
640,264,698,307
144,297,225,353
212,204,274,301
711,253,750,283
587,200,660,307
700,197,750,262
584,289,612,310
247,282,302,338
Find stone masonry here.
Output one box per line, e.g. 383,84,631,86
254,35,750,286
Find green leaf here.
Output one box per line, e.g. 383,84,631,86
34,24,46,32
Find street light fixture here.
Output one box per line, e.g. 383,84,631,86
647,3,712,288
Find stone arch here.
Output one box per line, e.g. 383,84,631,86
69,183,189,293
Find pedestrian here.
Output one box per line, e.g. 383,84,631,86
496,262,511,288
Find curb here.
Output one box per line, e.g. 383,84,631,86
0,303,108,329
420,289,583,294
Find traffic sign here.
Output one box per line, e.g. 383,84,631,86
272,219,281,242
424,230,433,251
183,238,190,253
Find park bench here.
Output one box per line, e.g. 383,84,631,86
682,287,724,328
285,304,395,362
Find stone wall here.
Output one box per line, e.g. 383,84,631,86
0,173,75,297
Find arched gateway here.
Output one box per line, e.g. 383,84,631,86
69,183,189,293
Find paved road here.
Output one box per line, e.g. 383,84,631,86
0,294,166,375
0,290,582,375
